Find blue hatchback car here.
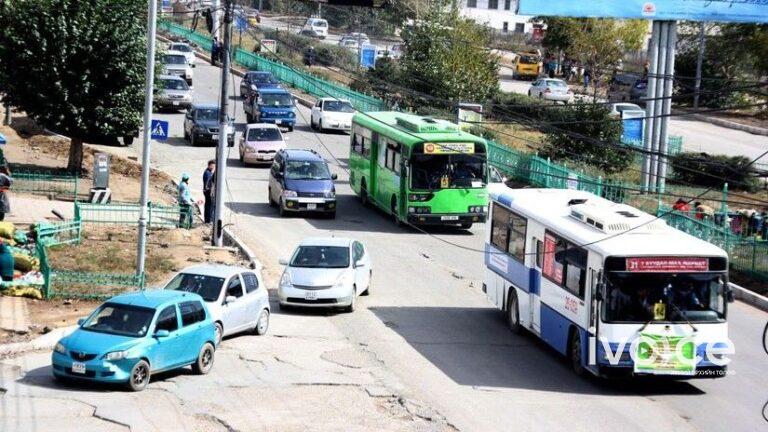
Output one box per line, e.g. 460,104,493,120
52,290,217,391
267,149,338,218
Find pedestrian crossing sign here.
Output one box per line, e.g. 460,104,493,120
150,119,169,141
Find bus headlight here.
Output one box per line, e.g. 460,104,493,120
408,194,432,202
468,206,485,213
408,206,431,214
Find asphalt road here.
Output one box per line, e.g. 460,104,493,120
95,60,768,431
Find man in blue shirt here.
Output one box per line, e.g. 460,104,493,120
202,160,215,223
178,173,194,228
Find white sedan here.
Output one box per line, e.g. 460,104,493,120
310,98,355,133
278,237,372,312
164,264,270,345
609,102,643,117
168,42,196,67
528,78,573,103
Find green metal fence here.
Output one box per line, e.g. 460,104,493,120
12,171,79,201
158,20,387,112
36,219,82,247
74,202,192,228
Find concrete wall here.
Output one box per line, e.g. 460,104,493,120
459,0,534,33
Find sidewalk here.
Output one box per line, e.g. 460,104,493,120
5,195,74,224
0,296,30,333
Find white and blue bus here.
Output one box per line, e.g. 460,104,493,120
483,188,734,378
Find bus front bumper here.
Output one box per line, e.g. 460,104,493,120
407,213,486,225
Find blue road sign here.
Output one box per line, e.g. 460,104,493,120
150,119,169,141
621,110,645,146
360,44,376,69
236,16,248,32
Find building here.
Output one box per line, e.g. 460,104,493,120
460,0,534,34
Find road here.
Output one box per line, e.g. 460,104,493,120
5,59,768,431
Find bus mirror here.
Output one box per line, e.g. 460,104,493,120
596,282,606,301
725,285,735,303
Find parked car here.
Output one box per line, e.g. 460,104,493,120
278,237,371,312
51,290,216,391
243,88,296,131
341,32,369,45
630,79,648,103
310,98,355,133
183,104,234,147
609,102,643,117
155,75,192,112
302,17,328,39
164,264,270,345
240,70,281,98
339,38,360,53
247,11,260,26
528,78,573,103
268,149,338,218
162,51,194,85
239,123,286,165
168,42,196,66
298,28,322,39
607,72,641,102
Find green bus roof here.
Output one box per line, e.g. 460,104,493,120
352,111,487,147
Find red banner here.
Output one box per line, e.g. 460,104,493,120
625,257,709,273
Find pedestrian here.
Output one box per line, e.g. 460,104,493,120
0,165,12,221
694,201,714,221
211,37,220,66
761,211,768,240
583,68,591,90
178,173,195,228
0,240,14,282
672,198,690,212
304,46,316,67
203,159,215,224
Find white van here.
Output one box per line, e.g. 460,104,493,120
303,17,328,39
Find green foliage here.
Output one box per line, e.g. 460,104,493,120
539,104,630,175
670,152,759,192
0,0,146,171
400,9,499,103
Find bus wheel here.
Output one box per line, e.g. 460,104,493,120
506,291,522,334
391,197,402,227
569,329,586,376
360,179,369,206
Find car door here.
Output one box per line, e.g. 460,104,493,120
352,241,370,292
151,304,184,371
221,274,248,334
241,272,263,325
177,300,209,363
269,154,284,202
184,109,194,138
311,100,321,125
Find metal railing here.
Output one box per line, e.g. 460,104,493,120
74,202,192,228
11,171,79,201
35,219,82,247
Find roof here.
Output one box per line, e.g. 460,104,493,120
246,70,274,76
245,123,280,130
176,264,250,279
319,97,351,103
165,50,186,57
299,237,353,247
192,103,219,109
490,188,727,259
258,87,289,94
352,111,487,148
108,290,202,309
158,74,186,81
282,148,323,161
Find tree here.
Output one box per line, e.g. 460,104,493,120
399,7,499,104
0,0,147,172
540,18,647,100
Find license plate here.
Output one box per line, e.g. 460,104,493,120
276,120,284,125
211,134,218,140
71,362,86,374
441,215,459,221
304,291,318,300
306,203,317,210
172,101,180,106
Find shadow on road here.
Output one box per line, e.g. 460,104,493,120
369,306,706,396
17,365,193,393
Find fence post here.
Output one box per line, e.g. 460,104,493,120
74,176,79,202
720,182,728,227
545,158,551,188
597,176,603,197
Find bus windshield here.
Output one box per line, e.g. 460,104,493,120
603,272,726,323
410,153,486,190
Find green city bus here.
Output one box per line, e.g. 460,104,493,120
348,111,489,229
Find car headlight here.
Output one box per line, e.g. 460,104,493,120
54,342,67,354
289,112,295,118
324,190,335,198
104,350,128,361
245,146,256,153
282,190,297,198
279,271,292,287
251,84,257,90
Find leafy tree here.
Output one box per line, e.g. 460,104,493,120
0,0,149,172
399,7,499,103
670,152,759,192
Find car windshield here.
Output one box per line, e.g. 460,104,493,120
160,78,189,90
163,54,187,65
290,246,349,268
251,73,277,84
519,55,538,63
170,44,191,52
81,303,155,337
285,160,331,180
196,108,219,121
165,273,225,302
410,152,487,190
546,80,567,87
323,101,354,113
247,127,282,141
603,272,727,323
313,20,327,27
261,93,293,106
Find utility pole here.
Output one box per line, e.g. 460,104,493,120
3,103,10,126
136,0,159,277
212,0,221,39
317,1,322,18
693,22,706,109
213,0,233,247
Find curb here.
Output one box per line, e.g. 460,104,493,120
729,282,768,312
222,227,263,271
673,110,768,137
0,325,77,358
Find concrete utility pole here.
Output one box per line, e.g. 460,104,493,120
694,22,707,109
3,104,10,126
213,0,233,247
212,0,222,39
136,0,159,277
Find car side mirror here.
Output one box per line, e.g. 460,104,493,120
331,173,338,180
225,295,238,304
354,259,365,268
279,258,288,266
154,329,170,338
191,63,196,68
77,318,86,326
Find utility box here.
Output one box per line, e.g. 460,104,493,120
93,153,110,189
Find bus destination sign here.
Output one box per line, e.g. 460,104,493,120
626,257,709,273
424,142,475,155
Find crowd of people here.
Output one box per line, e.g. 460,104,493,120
672,198,768,240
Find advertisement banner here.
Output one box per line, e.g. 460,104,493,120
517,0,768,24
634,333,696,376
360,44,377,68
626,257,709,272
261,39,277,53
621,109,645,146
424,142,475,154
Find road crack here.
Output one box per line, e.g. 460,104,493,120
197,413,241,432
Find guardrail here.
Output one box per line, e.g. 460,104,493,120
35,219,82,247
74,202,192,228
11,171,79,201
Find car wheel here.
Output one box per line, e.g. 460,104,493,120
327,210,336,219
570,329,586,376
345,286,356,313
279,198,287,217
310,117,316,130
318,120,324,133
192,342,215,375
362,271,371,296
288,125,294,132
460,222,473,230
239,149,244,163
254,309,270,336
506,291,522,334
183,128,189,141
190,134,197,147
213,322,223,345
360,179,369,207
128,360,150,392
268,188,276,207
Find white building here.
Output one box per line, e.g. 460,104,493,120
460,0,534,34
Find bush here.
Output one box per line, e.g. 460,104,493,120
670,152,759,192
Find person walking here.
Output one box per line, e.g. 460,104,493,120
178,173,195,228
0,165,12,221
203,160,215,224
583,68,591,90
0,240,14,282
211,37,220,66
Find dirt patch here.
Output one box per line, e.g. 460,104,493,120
0,298,101,346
